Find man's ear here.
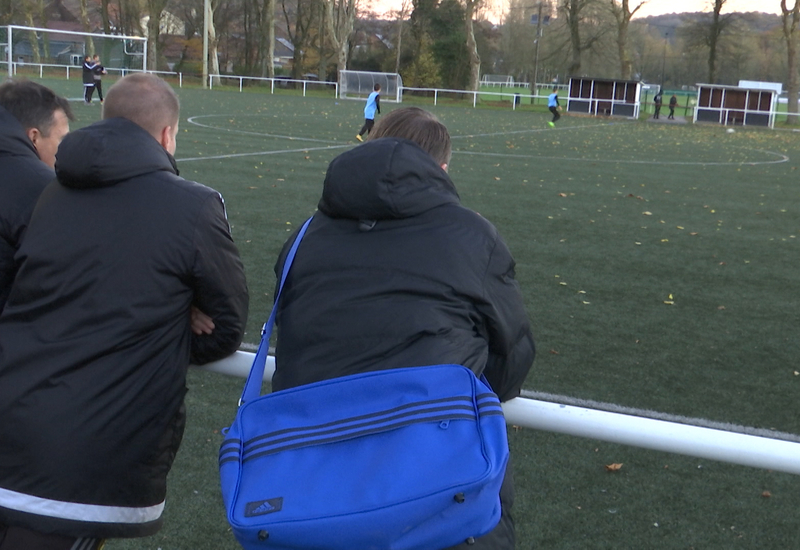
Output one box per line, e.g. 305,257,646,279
26,127,41,149
441,163,448,172
159,125,176,154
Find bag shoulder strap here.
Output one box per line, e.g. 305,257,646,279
240,216,313,404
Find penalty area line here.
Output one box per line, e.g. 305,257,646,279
186,115,339,145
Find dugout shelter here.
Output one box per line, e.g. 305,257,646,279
566,77,641,119
693,83,778,128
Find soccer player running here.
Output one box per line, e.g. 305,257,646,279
355,83,381,142
547,87,560,127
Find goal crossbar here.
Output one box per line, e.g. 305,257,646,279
5,25,147,77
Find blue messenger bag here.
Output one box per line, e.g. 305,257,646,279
219,217,510,550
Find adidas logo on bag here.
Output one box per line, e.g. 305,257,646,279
245,497,284,517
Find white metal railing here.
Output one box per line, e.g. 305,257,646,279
399,86,547,111
0,60,183,87
198,350,800,476
208,74,338,98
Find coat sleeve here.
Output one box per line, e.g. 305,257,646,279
189,193,249,364
476,235,535,402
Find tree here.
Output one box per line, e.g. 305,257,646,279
282,0,316,79
559,0,606,76
145,0,169,70
679,0,734,83
463,0,481,90
323,0,356,77
781,0,800,123
609,0,645,79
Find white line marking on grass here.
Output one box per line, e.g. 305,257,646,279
519,389,800,443
455,147,789,166
187,115,339,144
451,122,614,140
176,143,351,162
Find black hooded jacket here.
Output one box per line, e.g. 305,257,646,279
0,117,249,538
273,138,535,549
0,105,54,314
274,138,534,400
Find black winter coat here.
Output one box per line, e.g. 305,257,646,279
0,105,54,315
0,117,249,539
273,138,534,550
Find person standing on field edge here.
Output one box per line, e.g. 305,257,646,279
356,83,381,141
92,54,107,103
0,73,249,550
82,55,96,104
0,79,73,316
548,87,560,127
273,107,535,549
668,94,678,119
653,91,663,119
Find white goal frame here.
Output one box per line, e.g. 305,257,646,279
4,25,147,78
339,70,402,103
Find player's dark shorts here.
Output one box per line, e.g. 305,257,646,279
0,523,105,550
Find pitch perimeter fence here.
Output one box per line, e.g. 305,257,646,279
198,351,800,477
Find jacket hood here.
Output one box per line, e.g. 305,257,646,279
0,105,41,160
55,117,178,189
318,138,459,220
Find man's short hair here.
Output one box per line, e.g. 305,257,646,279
0,79,74,137
369,107,451,167
374,83,381,91
102,73,180,138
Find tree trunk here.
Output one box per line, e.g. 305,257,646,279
464,0,480,91
260,0,275,78
79,0,95,56
146,0,168,70
324,0,356,77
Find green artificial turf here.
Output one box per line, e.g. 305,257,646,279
22,78,800,548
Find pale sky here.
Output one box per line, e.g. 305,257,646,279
371,0,783,21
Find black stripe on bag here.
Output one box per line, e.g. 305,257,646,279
238,412,478,464
242,403,476,457
220,394,505,465
245,396,474,447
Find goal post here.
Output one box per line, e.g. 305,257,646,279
339,70,402,103
4,25,147,78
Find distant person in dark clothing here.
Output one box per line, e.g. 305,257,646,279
82,55,96,104
668,94,678,119
653,91,663,119
0,79,72,315
92,54,107,103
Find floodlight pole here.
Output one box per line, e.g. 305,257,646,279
7,26,11,78
660,32,668,88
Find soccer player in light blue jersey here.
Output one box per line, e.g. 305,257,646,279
356,83,381,142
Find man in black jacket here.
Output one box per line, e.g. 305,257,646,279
82,55,96,104
274,107,535,549
0,79,72,315
0,73,249,549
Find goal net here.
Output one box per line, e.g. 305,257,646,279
3,25,147,78
339,70,402,103
481,74,514,86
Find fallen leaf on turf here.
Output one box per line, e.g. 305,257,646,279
494,177,501,181
559,282,567,286
549,349,559,354
718,306,726,310
643,211,652,216
762,491,772,498
794,371,799,376
605,463,623,472
558,192,567,197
